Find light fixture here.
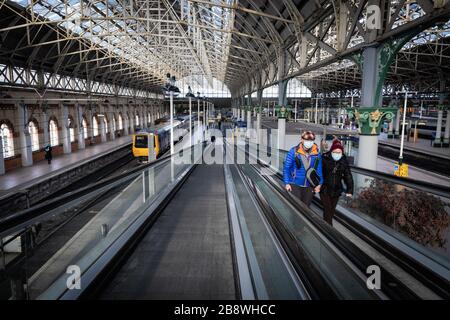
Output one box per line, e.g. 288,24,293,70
186,85,195,98
162,73,180,97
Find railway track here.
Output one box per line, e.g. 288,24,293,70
378,142,450,177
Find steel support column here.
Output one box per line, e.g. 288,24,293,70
18,103,33,166
76,104,85,150
0,137,4,175
278,80,288,107
62,104,72,154
109,105,115,141
354,46,396,170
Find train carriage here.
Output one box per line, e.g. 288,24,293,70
132,120,181,161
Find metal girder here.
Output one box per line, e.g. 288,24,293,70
239,0,450,97
1,0,450,99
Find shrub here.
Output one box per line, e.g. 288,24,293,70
349,179,450,248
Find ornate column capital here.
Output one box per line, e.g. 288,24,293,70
275,105,292,119
254,106,263,114
347,107,397,135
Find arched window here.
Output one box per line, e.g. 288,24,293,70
135,114,139,126
118,114,123,130
112,116,116,132
28,121,39,151
68,118,75,142
49,119,59,146
0,123,14,158
92,116,99,136
82,118,88,139
148,113,151,124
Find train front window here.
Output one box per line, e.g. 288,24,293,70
135,135,148,148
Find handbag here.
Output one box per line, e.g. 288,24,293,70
293,149,321,188
305,157,321,188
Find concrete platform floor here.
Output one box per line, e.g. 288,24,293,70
0,135,132,192
379,133,450,159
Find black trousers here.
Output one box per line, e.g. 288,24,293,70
320,193,340,226
291,185,314,207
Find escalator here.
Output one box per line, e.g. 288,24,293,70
232,140,450,299
1,140,448,300
97,164,237,300
78,159,309,300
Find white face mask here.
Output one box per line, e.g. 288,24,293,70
303,140,314,149
332,152,342,161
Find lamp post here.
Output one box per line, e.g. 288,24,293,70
186,86,195,147
311,96,319,124
206,100,208,128
197,92,201,143
163,73,180,155
203,96,206,129
396,90,417,165
294,99,298,122
170,88,174,155
189,97,192,146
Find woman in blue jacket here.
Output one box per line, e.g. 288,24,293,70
283,131,323,207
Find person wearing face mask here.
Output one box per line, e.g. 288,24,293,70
320,139,354,225
283,131,323,207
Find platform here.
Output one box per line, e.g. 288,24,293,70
261,118,358,136
376,156,450,186
379,133,450,160
0,136,132,193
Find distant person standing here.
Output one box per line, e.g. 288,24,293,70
44,144,53,164
344,118,350,130
283,131,323,207
320,139,353,225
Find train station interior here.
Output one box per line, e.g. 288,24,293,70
0,0,449,304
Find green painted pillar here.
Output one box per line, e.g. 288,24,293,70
278,79,288,107
347,34,422,170
257,89,263,108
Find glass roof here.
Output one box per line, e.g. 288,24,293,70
9,0,234,86
3,0,450,94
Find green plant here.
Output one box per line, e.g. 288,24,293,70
349,179,450,248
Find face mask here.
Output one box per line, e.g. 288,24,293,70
332,152,342,161
303,140,314,149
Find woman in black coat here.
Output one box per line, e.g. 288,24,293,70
320,139,353,226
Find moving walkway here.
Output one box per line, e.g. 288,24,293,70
0,141,448,300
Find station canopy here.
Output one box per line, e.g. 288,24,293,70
0,1,449,96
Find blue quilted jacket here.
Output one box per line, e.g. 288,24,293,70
283,143,324,187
